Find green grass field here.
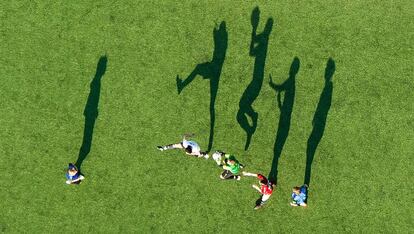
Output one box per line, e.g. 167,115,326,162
1,0,413,233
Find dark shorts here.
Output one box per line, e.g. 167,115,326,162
221,170,235,179
255,197,263,206
72,180,82,185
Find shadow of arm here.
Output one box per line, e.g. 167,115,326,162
269,75,284,109
269,75,284,91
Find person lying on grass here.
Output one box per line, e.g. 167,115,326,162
213,151,244,180
157,134,209,159
65,163,85,185
243,172,274,210
290,184,308,207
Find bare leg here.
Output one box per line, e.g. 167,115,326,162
157,143,183,151
254,194,271,209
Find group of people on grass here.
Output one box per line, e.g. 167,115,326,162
64,134,308,209
156,134,308,209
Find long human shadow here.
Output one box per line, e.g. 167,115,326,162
75,56,108,171
268,57,300,185
176,21,228,152
303,58,335,186
237,7,273,150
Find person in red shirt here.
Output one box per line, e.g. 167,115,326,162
243,172,274,210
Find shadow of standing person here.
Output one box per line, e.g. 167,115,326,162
237,7,273,150
176,21,228,152
303,58,335,186
75,56,108,171
268,57,300,185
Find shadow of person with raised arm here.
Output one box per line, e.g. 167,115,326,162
176,21,228,152
75,56,108,171
268,57,300,185
237,7,273,150
303,58,335,186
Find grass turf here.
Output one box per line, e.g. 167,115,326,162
1,0,413,233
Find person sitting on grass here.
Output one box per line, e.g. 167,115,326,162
217,153,244,180
157,134,209,159
243,172,274,210
290,184,308,207
65,163,85,185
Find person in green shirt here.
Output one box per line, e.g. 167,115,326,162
216,152,244,180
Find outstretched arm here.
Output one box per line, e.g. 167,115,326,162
66,175,85,184
252,184,262,193
269,75,285,91
71,175,85,183
249,7,260,55
242,171,258,177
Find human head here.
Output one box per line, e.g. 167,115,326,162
292,186,300,194
257,174,268,185
68,163,78,176
227,155,236,164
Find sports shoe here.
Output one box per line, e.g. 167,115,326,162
254,205,262,210
157,146,165,151
203,154,209,159
236,176,241,181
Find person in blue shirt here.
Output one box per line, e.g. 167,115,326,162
290,184,308,207
65,163,85,185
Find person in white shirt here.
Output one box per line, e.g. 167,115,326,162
157,134,209,159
